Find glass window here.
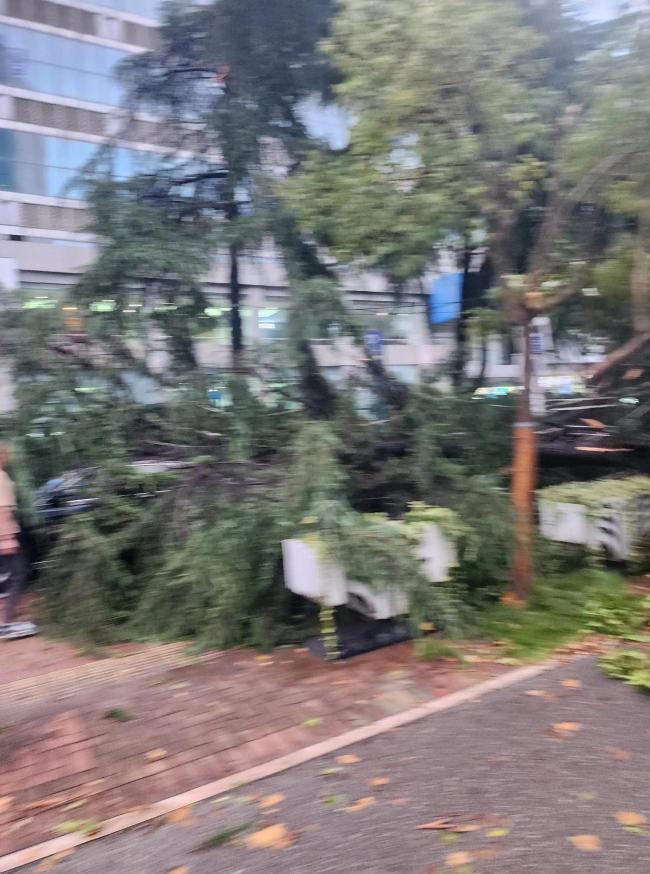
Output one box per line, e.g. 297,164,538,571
0,131,161,198
92,0,161,19
258,307,287,341
0,24,128,105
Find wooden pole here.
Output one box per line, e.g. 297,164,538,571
509,311,537,601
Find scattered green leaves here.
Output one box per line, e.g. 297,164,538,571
103,707,134,722
53,819,102,837
193,822,253,851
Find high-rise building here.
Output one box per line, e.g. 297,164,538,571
0,0,161,290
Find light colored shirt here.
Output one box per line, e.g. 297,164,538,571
0,469,19,540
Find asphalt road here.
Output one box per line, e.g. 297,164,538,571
22,656,650,874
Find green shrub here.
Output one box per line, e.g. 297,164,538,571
585,591,650,637
479,570,648,660
599,648,650,692
600,649,649,680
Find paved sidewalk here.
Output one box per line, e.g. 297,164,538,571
0,638,508,859
24,657,650,874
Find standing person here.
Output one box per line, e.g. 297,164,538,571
0,441,37,640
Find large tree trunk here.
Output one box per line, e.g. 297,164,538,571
298,340,337,418
631,206,650,336
453,247,473,388
509,313,536,601
454,250,493,389
229,241,244,370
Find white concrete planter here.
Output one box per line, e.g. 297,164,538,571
538,498,638,562
538,501,589,546
282,522,457,620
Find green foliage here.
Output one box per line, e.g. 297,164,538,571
600,649,650,692
558,237,635,345
479,570,647,660
40,515,130,646
287,0,562,286
288,421,466,636
538,476,650,511
567,13,650,221
104,707,134,722
134,495,288,649
84,0,336,360
585,591,650,637
194,823,254,851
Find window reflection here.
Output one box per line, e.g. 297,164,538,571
0,24,127,105
0,131,159,198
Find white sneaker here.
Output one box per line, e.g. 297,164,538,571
0,622,39,640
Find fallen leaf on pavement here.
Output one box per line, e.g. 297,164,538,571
166,806,193,824
145,748,167,761
25,796,68,812
551,722,582,738
369,778,390,788
568,835,602,852
418,815,487,834
53,819,102,837
259,794,285,809
34,851,75,872
193,823,252,851
561,679,582,689
486,827,509,838
345,797,375,813
417,818,450,831
319,767,342,777
577,791,596,801
0,797,13,814
445,851,473,867
337,754,361,765
167,867,189,874
245,823,295,850
524,690,554,700
62,800,86,813
322,794,345,807
607,747,632,761
615,811,647,827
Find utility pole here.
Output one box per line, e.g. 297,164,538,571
509,299,537,601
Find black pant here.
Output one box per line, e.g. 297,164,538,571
0,551,25,624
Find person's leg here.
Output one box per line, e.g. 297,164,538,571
3,551,25,625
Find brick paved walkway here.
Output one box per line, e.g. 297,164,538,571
0,639,508,859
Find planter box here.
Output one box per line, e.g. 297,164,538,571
538,497,642,562
538,501,589,545
282,522,456,620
